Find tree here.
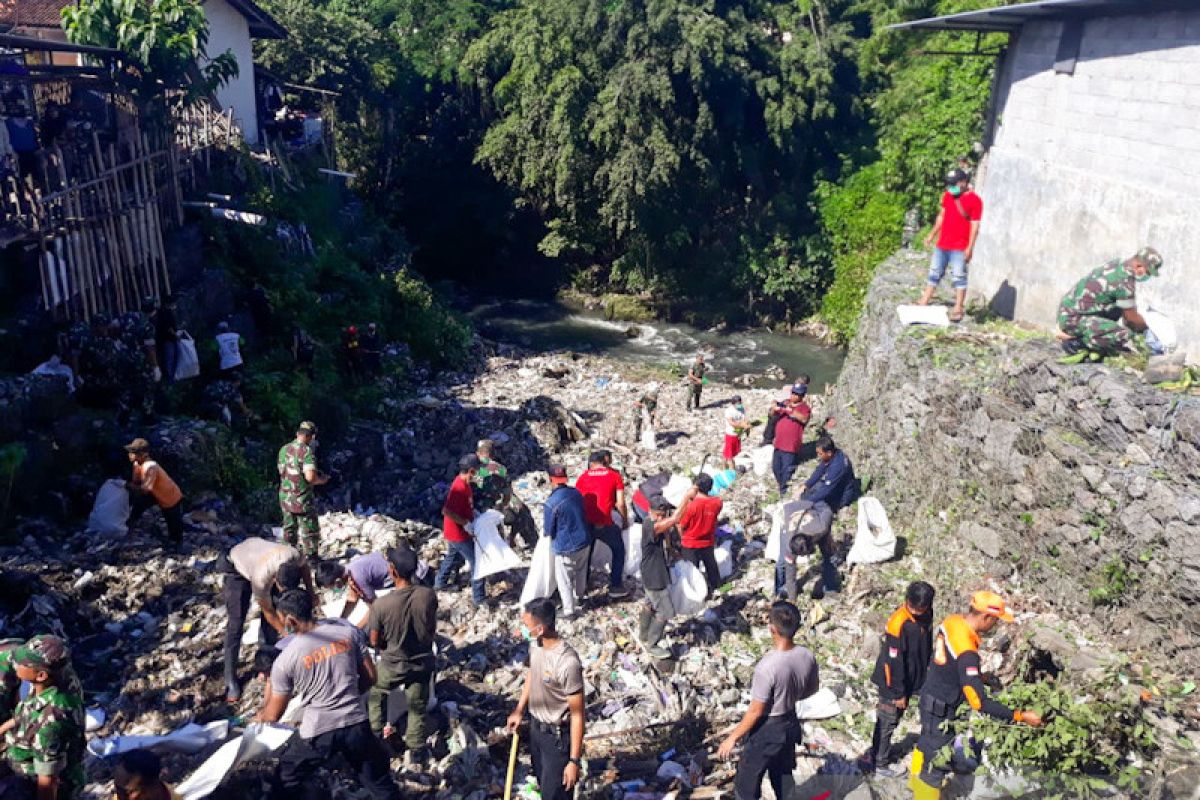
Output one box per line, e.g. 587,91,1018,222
62,0,239,115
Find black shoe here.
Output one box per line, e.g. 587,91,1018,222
1061,338,1083,356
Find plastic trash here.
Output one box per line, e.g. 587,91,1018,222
473,509,523,579
87,720,230,759
176,723,295,800
173,330,201,381
847,497,897,565
796,687,841,719
1143,308,1177,354
711,469,737,494
668,561,708,617
85,707,106,732
86,479,130,536
519,535,557,606
590,525,644,580
30,355,75,392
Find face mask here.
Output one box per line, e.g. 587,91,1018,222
948,185,964,197
520,624,542,641
1136,273,1151,283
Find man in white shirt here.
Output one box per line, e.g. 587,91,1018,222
215,321,243,375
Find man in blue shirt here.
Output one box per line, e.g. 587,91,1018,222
796,436,859,599
543,464,591,620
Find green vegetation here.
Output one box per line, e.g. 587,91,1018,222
0,442,26,535
971,677,1156,798
1089,556,1138,607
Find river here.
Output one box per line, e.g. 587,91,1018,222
466,299,846,392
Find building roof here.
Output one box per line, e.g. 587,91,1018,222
0,0,286,40
888,0,1199,33
0,31,123,57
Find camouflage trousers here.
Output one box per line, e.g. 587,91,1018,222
1058,313,1132,354
281,508,320,560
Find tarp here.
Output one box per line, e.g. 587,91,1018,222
472,509,523,580
175,723,295,800
847,496,897,565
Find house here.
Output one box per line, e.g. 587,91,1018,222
892,0,1200,361
0,0,286,145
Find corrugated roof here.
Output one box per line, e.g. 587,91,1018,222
888,0,1198,33
0,0,285,40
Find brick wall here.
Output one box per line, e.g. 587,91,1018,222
970,10,1200,360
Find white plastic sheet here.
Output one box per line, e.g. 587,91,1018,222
473,509,523,579
896,304,950,327
174,331,201,381
847,496,897,565
87,479,130,536
87,720,230,759
519,535,557,606
668,561,708,618
176,723,295,800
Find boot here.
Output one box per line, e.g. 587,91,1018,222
645,617,670,659
637,606,653,643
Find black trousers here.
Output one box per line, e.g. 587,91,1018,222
530,719,572,800
681,545,721,595
129,494,184,542
275,720,401,800
734,714,800,800
221,561,278,686
871,696,905,766
914,709,955,789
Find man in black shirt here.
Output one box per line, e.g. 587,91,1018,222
637,499,678,659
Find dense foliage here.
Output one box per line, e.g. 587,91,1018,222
254,0,1011,331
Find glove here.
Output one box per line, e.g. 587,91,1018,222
152,366,162,383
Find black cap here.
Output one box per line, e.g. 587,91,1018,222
385,546,417,580
730,395,742,404
945,168,969,185
548,463,569,481
458,454,482,472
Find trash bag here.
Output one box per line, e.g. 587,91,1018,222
519,535,557,606
591,526,643,580
31,356,75,392
668,561,708,617
472,509,523,580
1143,308,1177,354
767,500,811,562
639,408,657,451
174,331,201,381
87,720,230,759
715,541,734,579
87,479,130,536
662,475,693,508
749,445,774,477
847,496,897,565
796,687,841,719
711,469,737,494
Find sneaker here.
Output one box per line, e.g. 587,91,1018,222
647,645,671,659
875,764,907,779
608,586,630,600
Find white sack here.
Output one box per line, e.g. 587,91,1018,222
1143,309,1178,353
31,356,75,392
662,475,693,509
639,408,657,451
87,479,130,536
87,720,230,759
715,541,734,580
590,526,643,581
847,496,897,565
766,500,810,563
749,445,774,477
174,331,201,381
519,535,557,606
472,509,523,580
176,723,294,800
896,304,950,327
796,687,842,720
668,561,708,618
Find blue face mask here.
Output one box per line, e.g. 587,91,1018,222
948,185,964,197
520,624,542,641
1136,272,1151,283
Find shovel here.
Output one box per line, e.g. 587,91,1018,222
503,731,519,800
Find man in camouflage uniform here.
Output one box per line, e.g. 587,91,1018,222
202,374,250,429
278,421,328,561
473,439,537,549
633,384,660,442
0,635,85,800
1058,247,1163,360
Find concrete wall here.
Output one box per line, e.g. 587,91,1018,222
971,10,1200,361
203,0,259,145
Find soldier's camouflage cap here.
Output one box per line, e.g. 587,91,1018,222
297,420,318,434
11,635,70,671
1136,247,1162,276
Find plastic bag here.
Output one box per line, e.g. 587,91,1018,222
519,535,557,606
668,561,708,617
473,509,523,580
87,720,230,759
87,479,130,536
847,496,897,565
1143,309,1177,354
749,445,774,477
174,331,201,381
31,356,75,392
766,500,808,562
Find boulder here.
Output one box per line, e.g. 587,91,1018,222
959,521,1002,559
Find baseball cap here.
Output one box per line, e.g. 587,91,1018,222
730,395,743,404
1136,246,1163,276
297,421,318,435
970,590,1015,622
790,384,808,397
385,546,417,580
945,168,969,185
458,454,482,472
123,437,151,453
547,463,569,483
217,321,230,332
12,635,70,671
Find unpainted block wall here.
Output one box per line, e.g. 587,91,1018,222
203,0,260,146
971,11,1200,360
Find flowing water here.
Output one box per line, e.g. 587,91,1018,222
466,299,846,392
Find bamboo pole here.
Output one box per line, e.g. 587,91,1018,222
92,133,128,314
141,132,171,297
107,142,142,303
51,150,89,320
72,153,108,317
123,140,155,301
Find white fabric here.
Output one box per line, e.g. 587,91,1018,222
215,331,243,370
520,535,557,606
896,304,950,327
639,407,657,451
724,406,746,436
86,479,129,536
174,331,201,380
176,723,294,800
749,445,774,477
668,561,708,618
662,475,693,509
715,541,734,579
87,720,230,759
472,509,523,579
847,496,897,565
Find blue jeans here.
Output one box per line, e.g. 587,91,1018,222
435,539,485,603
928,247,968,290
590,524,625,590
772,449,798,495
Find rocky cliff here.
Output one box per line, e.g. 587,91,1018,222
831,250,1200,678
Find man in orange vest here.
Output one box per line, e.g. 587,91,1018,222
125,438,184,543
910,591,1042,798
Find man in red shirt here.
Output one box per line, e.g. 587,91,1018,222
434,455,487,606
770,385,811,495
575,451,629,599
919,168,983,323
676,474,724,597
